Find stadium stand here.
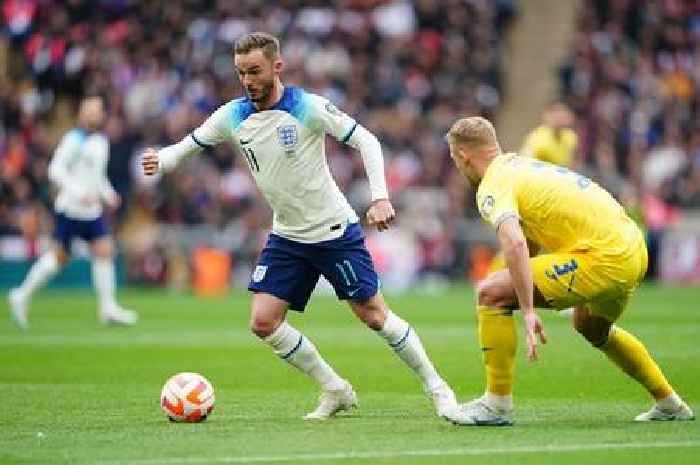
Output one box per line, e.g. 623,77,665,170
560,0,700,278
1,0,515,287
3,0,699,286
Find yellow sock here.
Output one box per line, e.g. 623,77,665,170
599,326,674,400
477,305,516,396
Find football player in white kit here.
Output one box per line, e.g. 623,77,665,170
8,96,138,329
142,32,459,422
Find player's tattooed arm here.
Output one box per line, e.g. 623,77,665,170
498,217,547,361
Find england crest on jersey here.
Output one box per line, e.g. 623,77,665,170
277,125,298,150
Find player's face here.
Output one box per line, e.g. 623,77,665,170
80,98,105,131
448,142,463,172
545,104,574,130
449,143,480,186
234,49,280,104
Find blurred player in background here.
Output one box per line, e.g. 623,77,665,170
521,101,578,168
445,116,693,426
142,32,458,422
8,96,138,329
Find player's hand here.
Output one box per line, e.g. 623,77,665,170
366,199,396,232
523,310,547,362
142,148,159,175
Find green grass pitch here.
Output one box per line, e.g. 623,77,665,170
1,284,698,464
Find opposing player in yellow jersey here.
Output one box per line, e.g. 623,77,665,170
445,116,694,426
521,102,578,167
488,102,578,286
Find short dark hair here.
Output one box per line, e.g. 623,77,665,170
234,32,280,59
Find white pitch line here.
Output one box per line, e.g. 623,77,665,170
96,440,700,465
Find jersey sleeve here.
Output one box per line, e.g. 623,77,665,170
159,104,231,172
306,94,357,143
158,103,231,172
477,174,519,230
191,102,232,148
98,136,117,201
48,131,86,197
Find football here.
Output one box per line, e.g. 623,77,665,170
160,372,215,423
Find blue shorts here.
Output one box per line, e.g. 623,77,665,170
53,212,109,251
248,223,380,312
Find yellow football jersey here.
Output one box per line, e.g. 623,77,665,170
521,125,578,167
476,153,640,257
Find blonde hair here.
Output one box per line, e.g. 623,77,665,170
446,116,499,149
234,32,280,59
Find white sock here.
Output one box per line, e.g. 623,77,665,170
17,251,60,299
484,391,514,412
378,310,445,392
264,321,346,391
92,257,117,312
657,392,683,411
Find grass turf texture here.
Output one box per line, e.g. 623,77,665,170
1,284,698,465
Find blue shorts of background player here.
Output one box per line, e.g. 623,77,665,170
53,212,109,252
248,222,379,311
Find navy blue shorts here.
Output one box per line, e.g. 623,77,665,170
248,223,380,312
53,212,109,251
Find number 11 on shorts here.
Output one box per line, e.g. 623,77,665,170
335,260,358,286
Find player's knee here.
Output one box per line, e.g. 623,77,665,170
92,239,113,258
362,310,386,331
353,299,386,331
477,281,500,307
250,316,278,338
54,248,69,266
573,318,608,346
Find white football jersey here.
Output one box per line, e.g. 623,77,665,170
48,128,115,220
191,86,361,243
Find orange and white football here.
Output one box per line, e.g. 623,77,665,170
160,372,215,423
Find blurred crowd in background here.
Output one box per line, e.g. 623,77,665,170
560,0,700,278
1,0,515,288
1,0,699,288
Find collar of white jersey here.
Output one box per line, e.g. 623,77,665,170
243,86,303,114
232,86,305,131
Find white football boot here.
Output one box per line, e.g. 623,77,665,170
635,402,695,422
8,288,29,330
449,395,514,426
303,381,358,421
427,382,459,419
99,305,139,326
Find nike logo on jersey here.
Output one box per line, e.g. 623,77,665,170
348,288,360,297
